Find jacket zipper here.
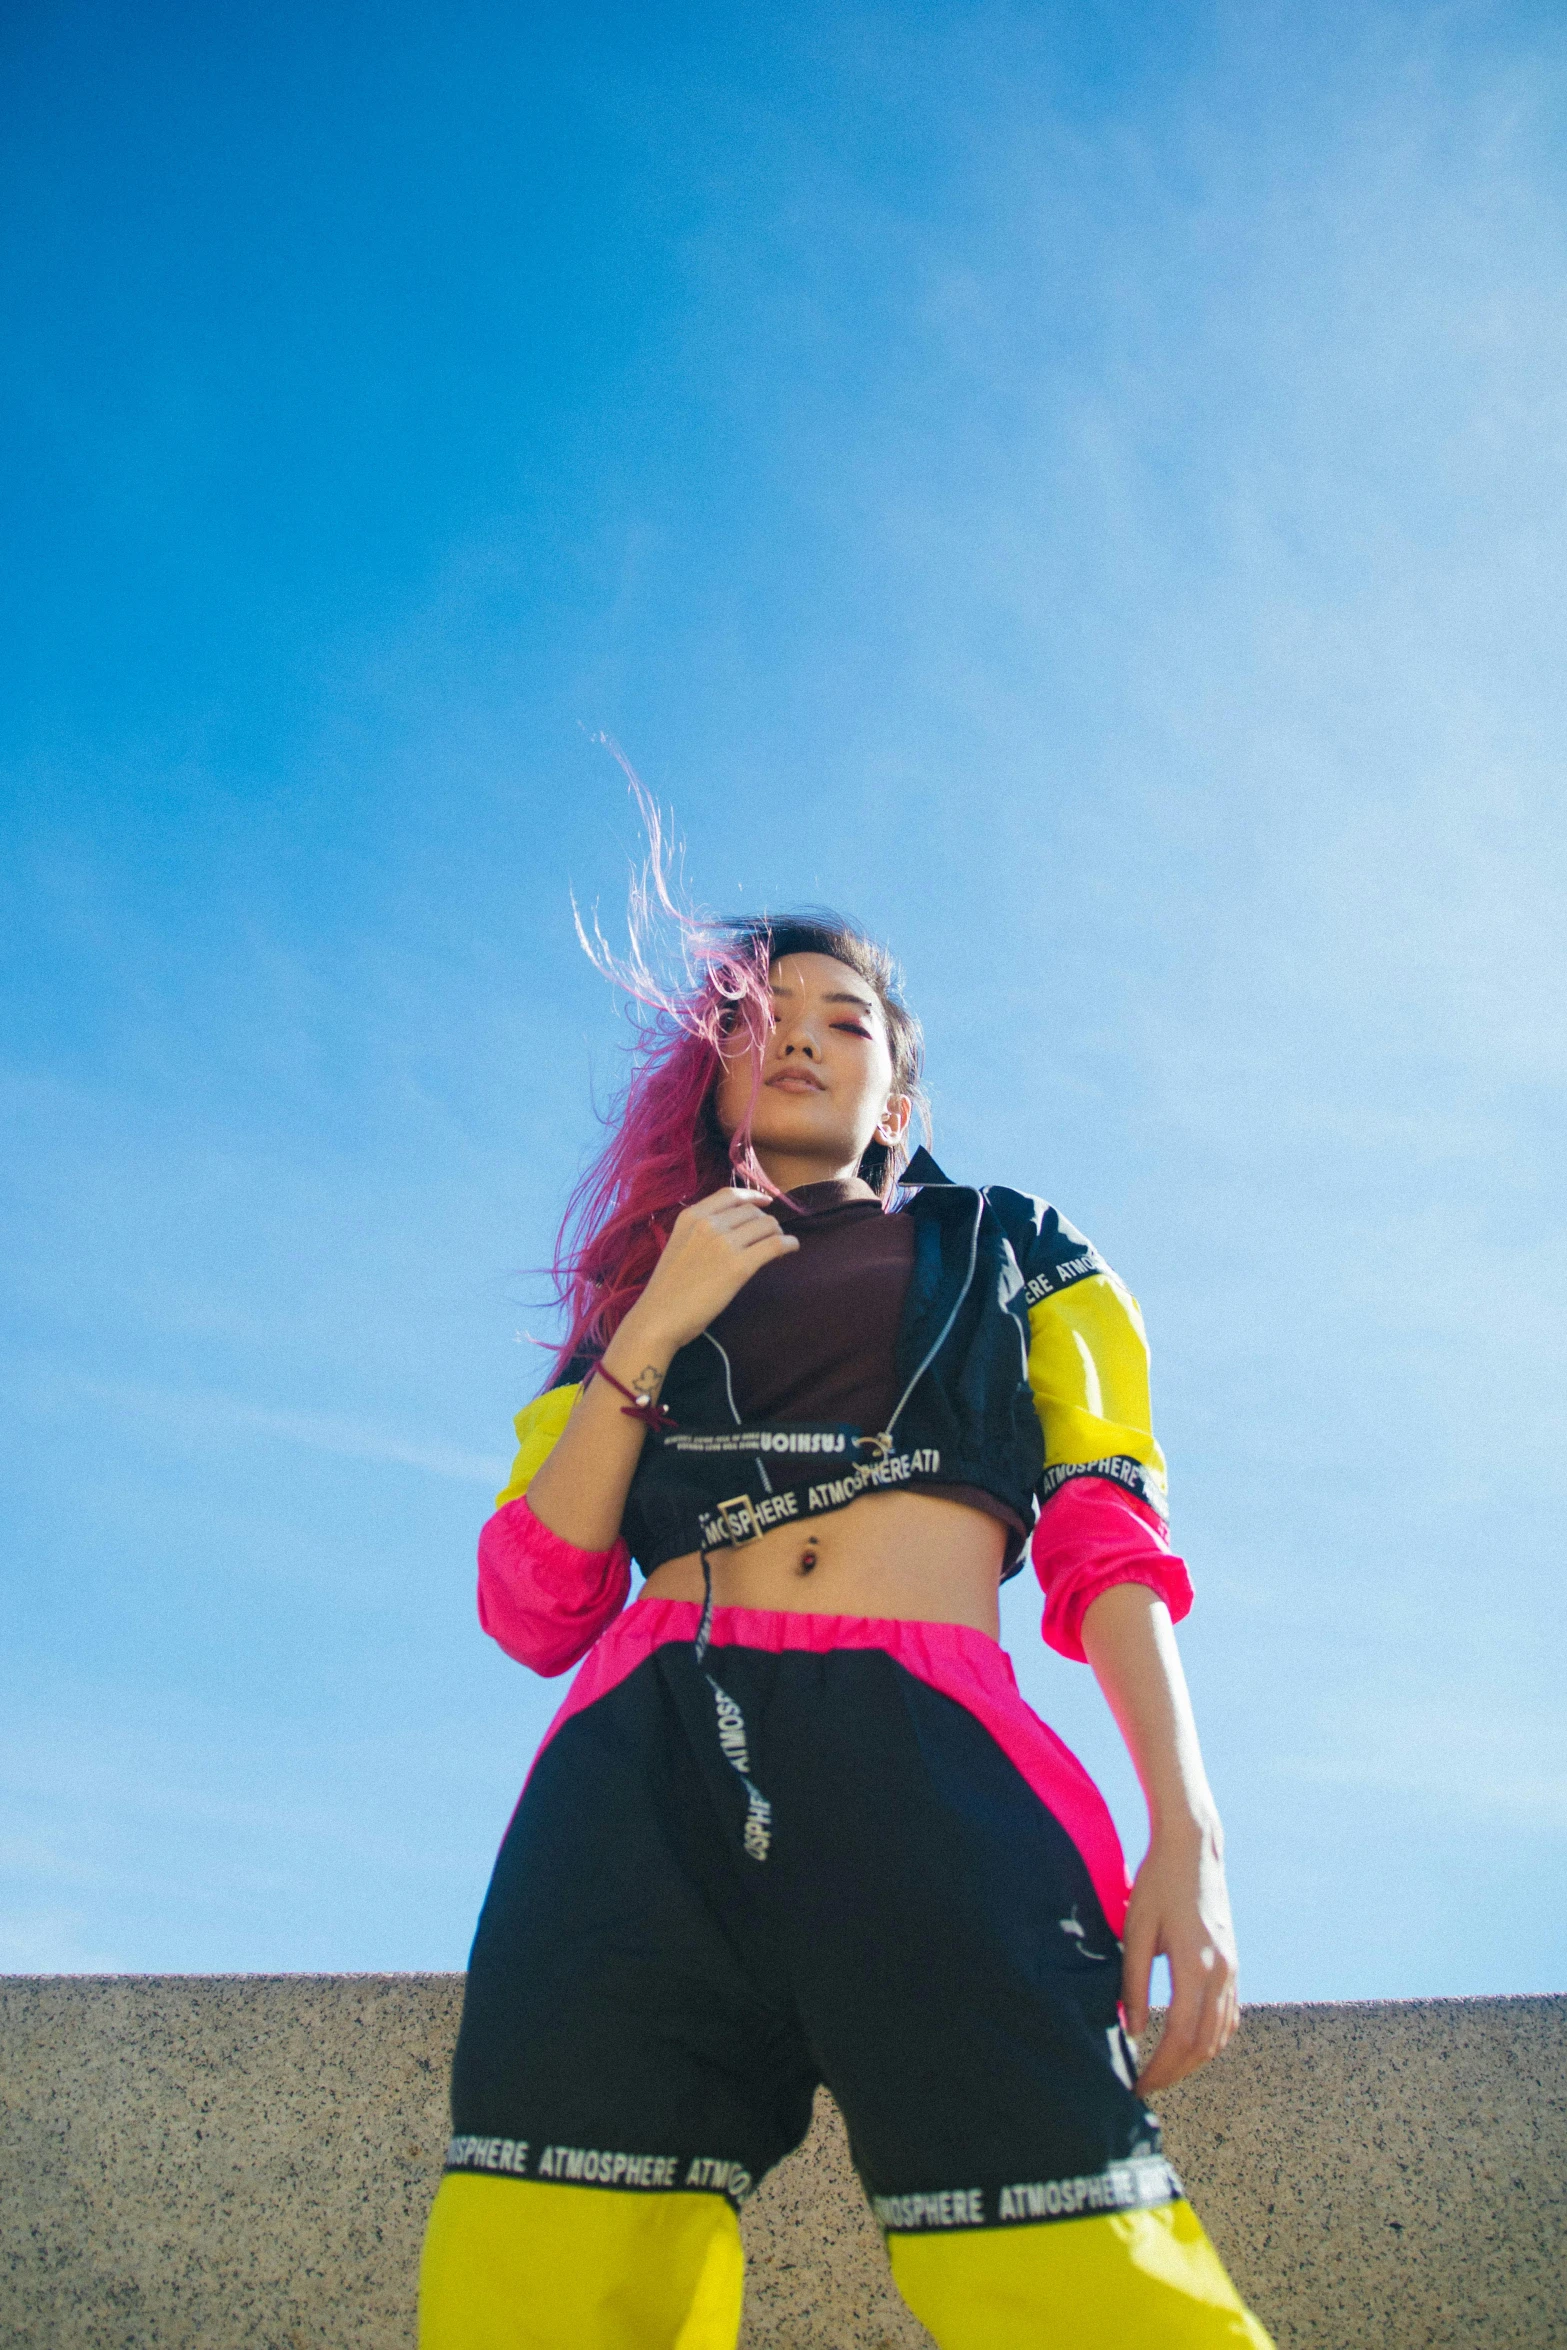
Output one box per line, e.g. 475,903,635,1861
702,1329,773,1493
869,1187,986,1455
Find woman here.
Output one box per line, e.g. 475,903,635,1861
420,910,1272,2349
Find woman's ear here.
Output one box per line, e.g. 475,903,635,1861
875,1094,913,1148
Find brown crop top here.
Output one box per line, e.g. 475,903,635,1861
705,1177,1026,1551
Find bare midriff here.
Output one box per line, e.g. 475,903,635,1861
637,1489,1006,1639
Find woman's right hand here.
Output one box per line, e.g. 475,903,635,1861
623,1188,799,1354
529,1188,797,1556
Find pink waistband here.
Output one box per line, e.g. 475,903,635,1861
534,1597,1131,1935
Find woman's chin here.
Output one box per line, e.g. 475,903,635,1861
748,1113,856,1161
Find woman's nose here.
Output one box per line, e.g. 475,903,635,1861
780,1030,820,1059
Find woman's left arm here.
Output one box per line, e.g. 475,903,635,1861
1080,1581,1240,2092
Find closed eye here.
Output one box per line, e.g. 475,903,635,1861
832,1021,873,1039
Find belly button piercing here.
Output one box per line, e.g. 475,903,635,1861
798,1543,819,1575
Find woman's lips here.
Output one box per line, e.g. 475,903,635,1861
767,1072,824,1093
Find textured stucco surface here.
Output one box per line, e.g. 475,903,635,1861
1,1978,1562,2348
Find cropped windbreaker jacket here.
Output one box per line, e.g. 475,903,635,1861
477,1147,1194,1675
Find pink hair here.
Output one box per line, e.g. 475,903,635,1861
545,744,925,1384
545,749,777,1381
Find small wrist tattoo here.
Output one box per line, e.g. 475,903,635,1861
585,1358,678,1432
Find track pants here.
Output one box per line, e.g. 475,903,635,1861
420,1600,1272,2348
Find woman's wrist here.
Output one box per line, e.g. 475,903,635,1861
1148,1801,1224,1853
601,1302,681,1387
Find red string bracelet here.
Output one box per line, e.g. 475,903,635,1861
584,1358,679,1431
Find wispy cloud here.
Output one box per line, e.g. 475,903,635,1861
5,1365,506,1487
1273,1702,1567,1826
0,1906,126,1974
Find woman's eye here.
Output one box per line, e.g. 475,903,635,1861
832,1021,873,1039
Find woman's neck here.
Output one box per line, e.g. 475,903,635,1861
752,1148,867,1196
777,1176,880,1214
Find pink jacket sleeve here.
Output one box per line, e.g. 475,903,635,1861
1031,1475,1194,1663
476,1495,633,1677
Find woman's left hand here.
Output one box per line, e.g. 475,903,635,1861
1120,1819,1239,2092
1076,1580,1241,2093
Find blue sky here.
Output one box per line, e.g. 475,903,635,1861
3,0,1564,1998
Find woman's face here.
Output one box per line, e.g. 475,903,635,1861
713,952,910,1181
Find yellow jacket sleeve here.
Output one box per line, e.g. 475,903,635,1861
1026,1270,1169,1524
494,1382,582,1510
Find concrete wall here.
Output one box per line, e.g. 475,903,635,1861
2,1977,1562,2349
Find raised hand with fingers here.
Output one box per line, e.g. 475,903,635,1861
630,1187,800,1353
524,1188,797,1554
